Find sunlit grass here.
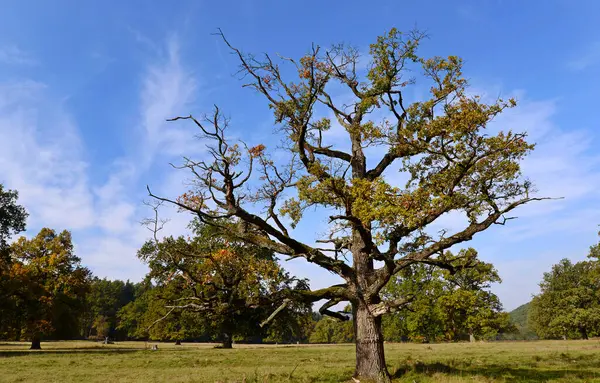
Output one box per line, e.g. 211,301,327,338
1,340,599,382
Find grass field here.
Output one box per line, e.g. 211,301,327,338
1,340,599,382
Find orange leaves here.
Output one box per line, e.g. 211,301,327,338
299,55,314,79
177,191,205,211
299,68,311,79
248,144,266,158
262,75,273,86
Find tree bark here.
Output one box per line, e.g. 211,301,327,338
580,327,588,340
175,339,181,345
30,334,41,350
222,332,232,349
353,302,390,382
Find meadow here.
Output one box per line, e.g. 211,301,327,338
1,340,600,382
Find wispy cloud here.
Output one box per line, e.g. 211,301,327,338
0,45,36,66
80,33,202,278
568,41,600,71
0,81,94,230
0,34,201,281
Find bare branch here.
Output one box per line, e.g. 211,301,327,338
319,298,350,321
369,297,412,317
144,307,176,334
259,298,291,328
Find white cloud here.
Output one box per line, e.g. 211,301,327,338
0,81,95,231
0,45,36,66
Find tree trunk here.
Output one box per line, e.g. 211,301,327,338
353,302,390,382
469,331,475,343
175,339,181,345
30,334,41,350
580,327,588,340
222,332,232,349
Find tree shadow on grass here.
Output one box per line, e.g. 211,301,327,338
392,362,599,382
0,349,144,358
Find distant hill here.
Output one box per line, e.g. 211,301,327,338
509,302,530,328
509,302,537,339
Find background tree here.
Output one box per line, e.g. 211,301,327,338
309,317,354,344
262,299,314,344
309,305,354,344
0,184,27,252
8,228,90,349
382,262,444,342
150,28,545,381
118,278,208,343
529,258,600,340
81,277,136,340
383,249,513,342
137,219,307,348
0,184,28,339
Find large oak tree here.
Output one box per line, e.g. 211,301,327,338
150,29,544,381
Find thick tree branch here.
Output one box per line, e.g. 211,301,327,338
369,297,412,317
392,197,554,274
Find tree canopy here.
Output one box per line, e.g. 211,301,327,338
529,256,600,340
150,28,544,381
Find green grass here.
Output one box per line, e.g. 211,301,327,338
1,340,600,382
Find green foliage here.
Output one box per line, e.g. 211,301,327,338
82,277,136,340
382,249,514,342
0,184,28,252
308,317,354,344
118,278,208,342
529,256,600,340
508,302,537,340
0,184,28,337
134,220,310,346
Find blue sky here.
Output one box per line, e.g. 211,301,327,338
1,0,599,310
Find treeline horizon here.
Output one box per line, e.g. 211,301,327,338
3,183,600,350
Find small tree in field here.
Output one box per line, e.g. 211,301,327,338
150,29,545,381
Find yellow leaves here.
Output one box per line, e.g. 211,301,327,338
299,68,311,79
359,121,386,141
280,198,302,228
313,117,331,131
227,143,242,166
350,178,405,225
